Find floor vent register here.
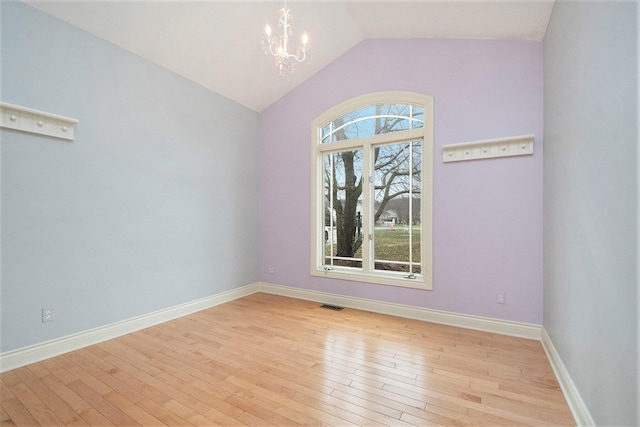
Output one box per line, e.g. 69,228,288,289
320,304,344,311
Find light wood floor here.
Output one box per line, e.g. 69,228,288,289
1,293,575,426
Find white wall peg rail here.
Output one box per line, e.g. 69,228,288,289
1,102,78,141
442,134,534,163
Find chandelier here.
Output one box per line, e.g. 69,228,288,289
262,0,309,75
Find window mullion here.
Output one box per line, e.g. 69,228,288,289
409,103,415,272
361,141,372,273
318,128,424,153
329,152,335,267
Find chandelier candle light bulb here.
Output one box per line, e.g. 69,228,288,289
262,0,310,75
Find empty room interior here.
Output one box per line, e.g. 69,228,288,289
1,0,638,425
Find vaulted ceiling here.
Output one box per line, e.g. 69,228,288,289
26,1,555,112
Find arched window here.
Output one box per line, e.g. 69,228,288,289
310,92,433,289
321,103,424,143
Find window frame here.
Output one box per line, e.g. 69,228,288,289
310,92,433,290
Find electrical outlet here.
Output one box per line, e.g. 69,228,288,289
496,293,506,304
42,308,54,323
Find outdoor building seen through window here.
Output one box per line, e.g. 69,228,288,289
311,93,433,290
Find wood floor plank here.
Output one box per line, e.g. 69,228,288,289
25,404,65,427
102,391,165,426
399,409,448,427
4,370,44,410
0,404,13,425
135,397,190,426
0,397,42,426
13,367,81,425
72,349,145,404
1,293,575,426
25,363,51,380
38,359,77,386
225,374,353,426
0,377,16,402
75,407,116,426
38,375,92,418
65,380,137,426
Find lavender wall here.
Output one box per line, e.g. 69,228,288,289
259,39,543,324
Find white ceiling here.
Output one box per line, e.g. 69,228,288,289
25,0,555,112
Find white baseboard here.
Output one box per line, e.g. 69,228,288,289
1,280,591,427
0,283,260,373
256,282,542,340
541,328,595,426
258,282,594,425
0,281,542,373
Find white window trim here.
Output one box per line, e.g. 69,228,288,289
310,91,433,290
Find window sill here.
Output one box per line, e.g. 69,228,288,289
311,267,432,290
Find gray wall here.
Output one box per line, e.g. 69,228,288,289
1,2,259,353
543,1,638,425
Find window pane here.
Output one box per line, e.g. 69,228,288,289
373,140,422,273
323,149,364,269
322,104,424,143
412,193,422,274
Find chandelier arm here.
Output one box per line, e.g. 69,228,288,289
292,51,306,62
267,44,279,58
